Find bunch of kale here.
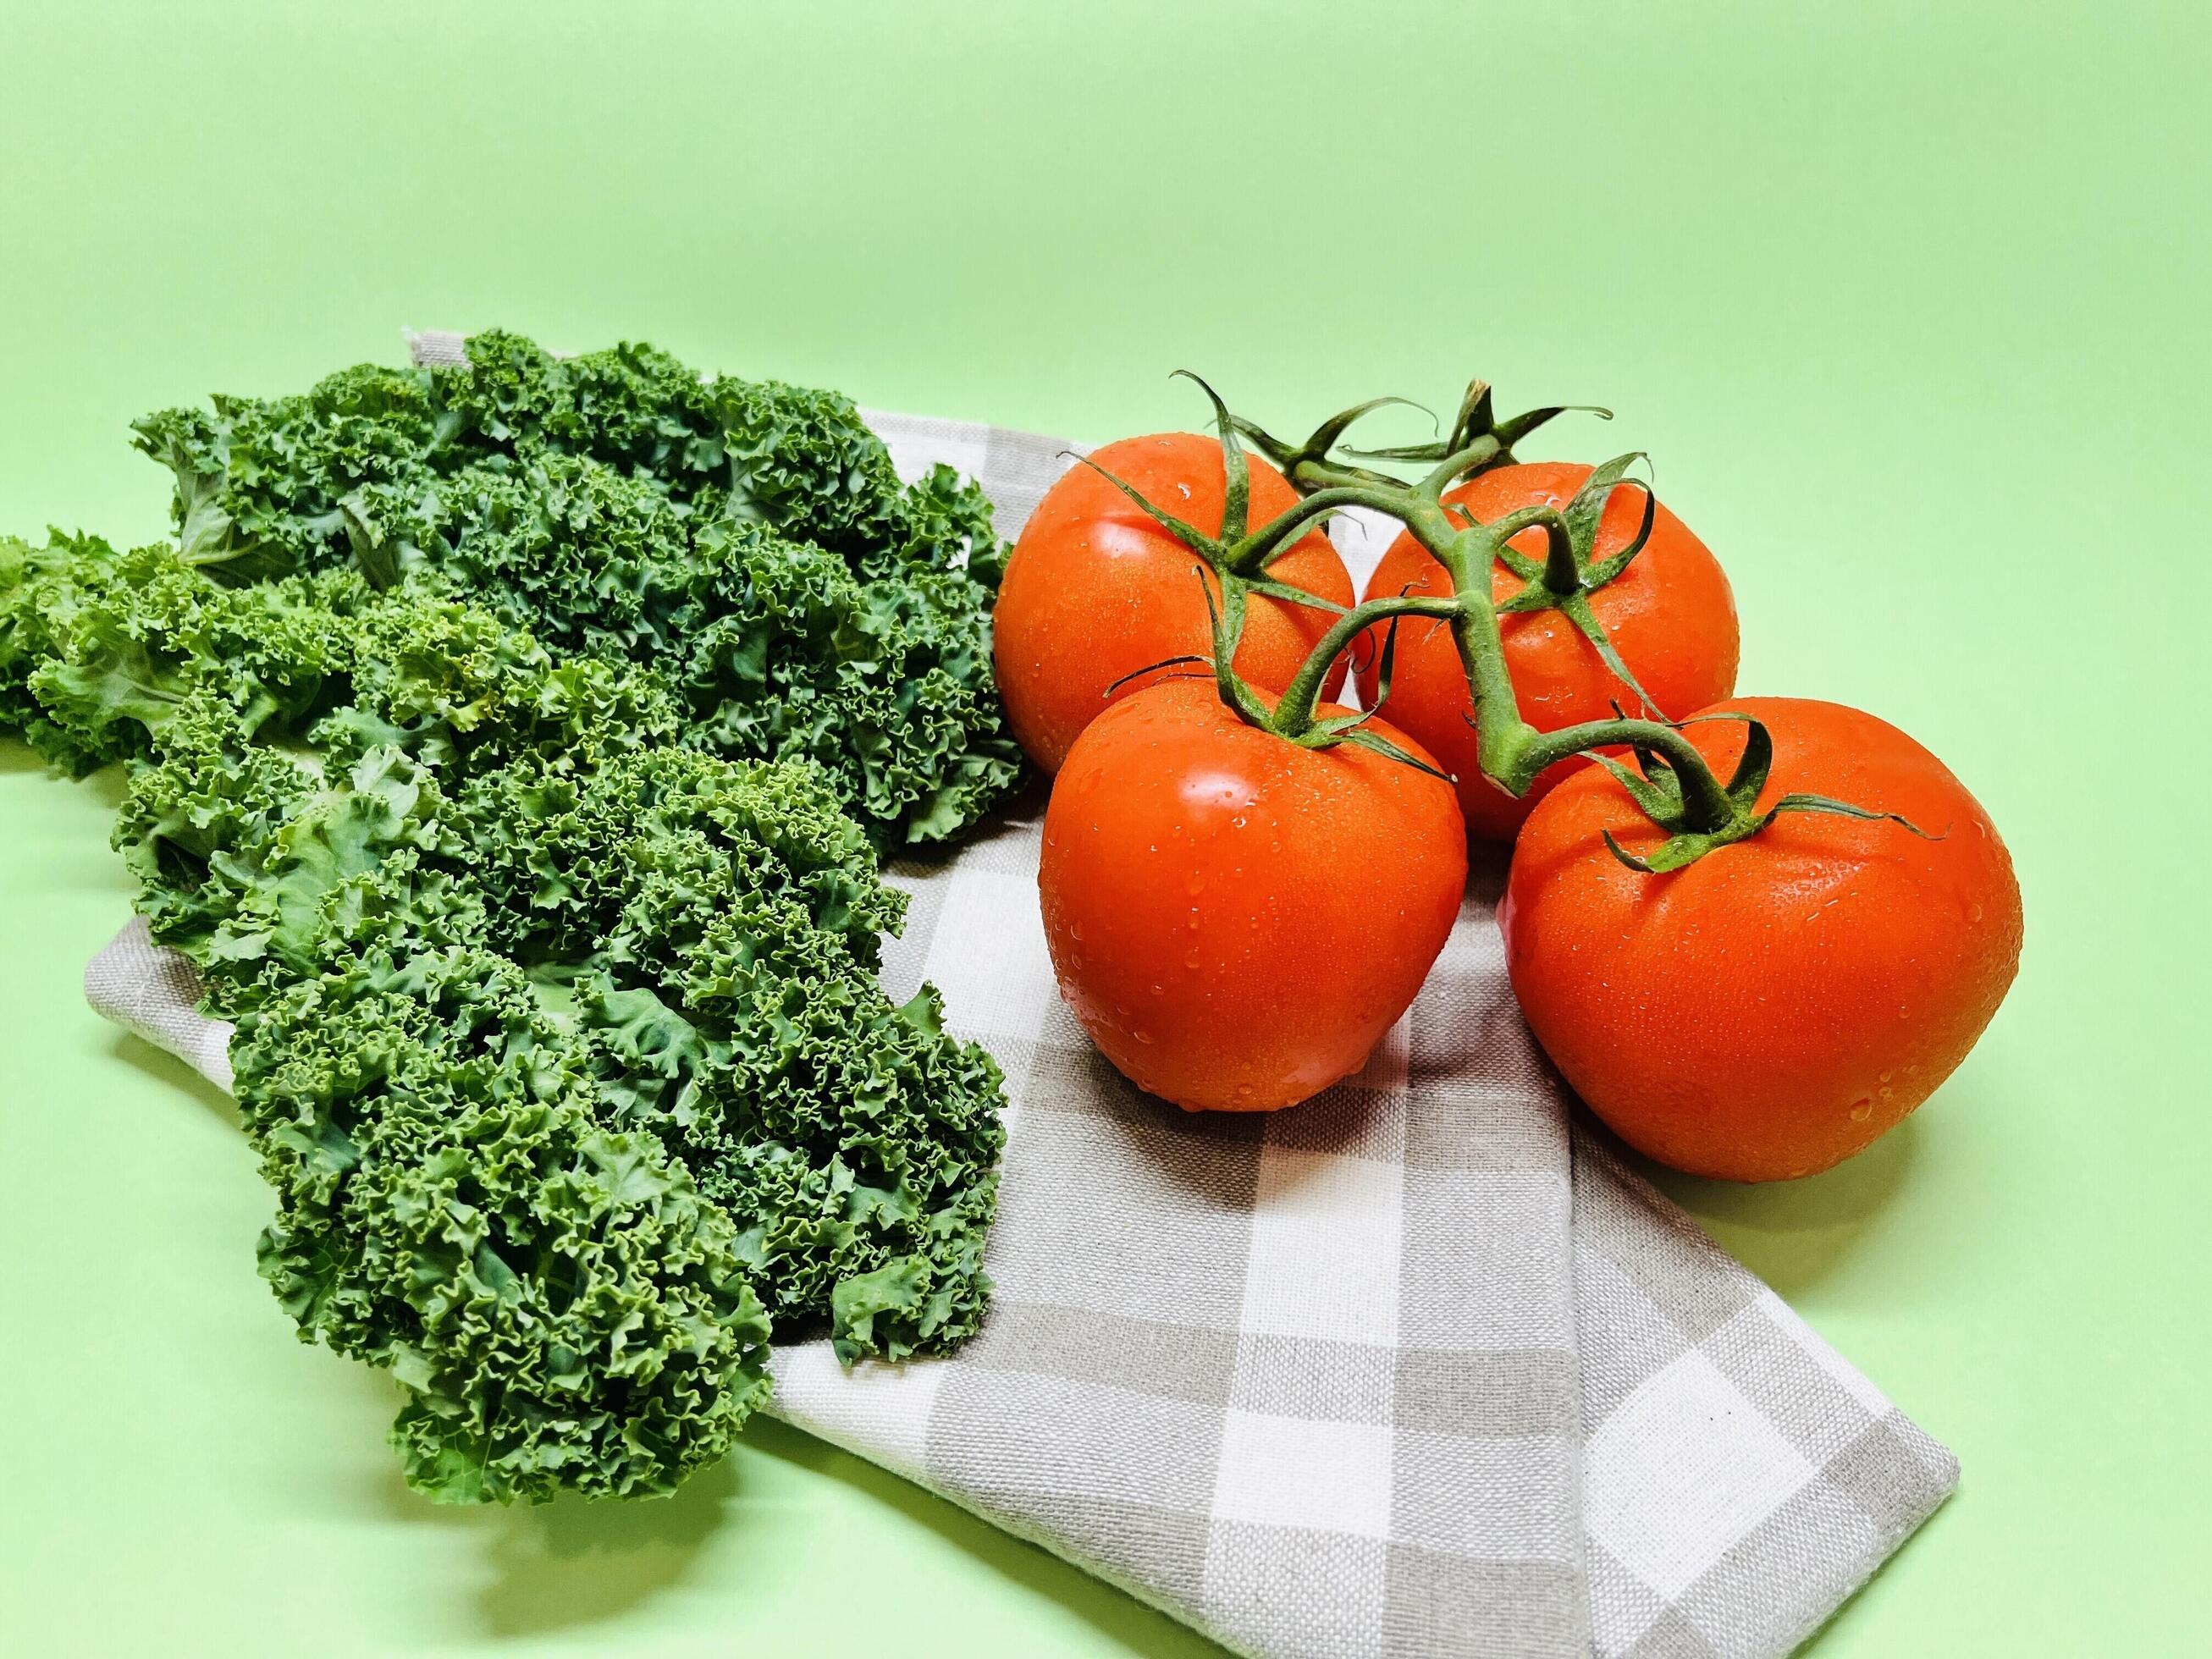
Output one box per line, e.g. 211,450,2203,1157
0,333,1014,1503
114,328,1021,845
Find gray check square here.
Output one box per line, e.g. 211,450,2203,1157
1382,1545,1586,1657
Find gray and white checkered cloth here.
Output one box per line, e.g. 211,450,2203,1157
81,336,1955,1657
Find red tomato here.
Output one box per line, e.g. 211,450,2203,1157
996,433,1355,774
1500,697,2022,1181
1040,677,1466,1111
1356,461,1740,841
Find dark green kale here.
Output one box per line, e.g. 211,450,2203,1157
126,330,1021,845
54,557,1005,1501
3,332,1022,1505
233,941,774,1504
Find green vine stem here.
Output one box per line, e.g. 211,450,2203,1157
1281,448,1741,835
1100,376,1909,868
1269,592,1462,740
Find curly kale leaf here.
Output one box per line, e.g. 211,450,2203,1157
10,331,1018,1504
665,518,1021,844
125,329,1020,844
3,531,149,772
462,747,1005,1359
233,944,772,1504
104,588,1004,1439
131,364,452,584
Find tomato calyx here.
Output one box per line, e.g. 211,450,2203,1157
1588,714,1939,874
1482,452,1666,717
1059,373,1355,609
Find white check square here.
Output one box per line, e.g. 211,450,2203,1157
1584,1349,1816,1599
1213,1408,1396,1539
1239,1143,1404,1348
921,866,1059,1044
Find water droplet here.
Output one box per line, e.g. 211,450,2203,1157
1183,947,1202,968
1969,902,1984,922
1849,1097,1873,1122
1878,1085,1895,1101
1236,1083,1254,1100
1070,921,1084,940
1134,1029,1155,1044
1231,814,1248,830
1185,870,1206,896
1878,1070,1893,1083
1185,908,1201,930
1149,983,1164,997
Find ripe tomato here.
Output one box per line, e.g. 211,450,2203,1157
1040,676,1466,1111
1500,697,2022,1181
995,433,1355,774
1356,461,1740,841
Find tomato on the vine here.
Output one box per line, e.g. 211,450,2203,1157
995,433,1354,774
1356,461,1739,840
1500,697,2022,1181
1040,676,1465,1112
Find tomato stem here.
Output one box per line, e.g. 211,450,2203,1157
1222,487,1404,577
1267,592,1462,740
1482,504,1581,595
1134,378,1762,853
1509,719,1737,831
1283,452,1740,833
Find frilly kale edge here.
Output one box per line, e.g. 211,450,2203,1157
125,328,1022,847
0,331,1019,1505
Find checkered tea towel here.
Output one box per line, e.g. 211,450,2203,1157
82,334,1955,1658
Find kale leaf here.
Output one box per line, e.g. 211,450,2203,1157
128,330,1021,846
3,332,1021,1503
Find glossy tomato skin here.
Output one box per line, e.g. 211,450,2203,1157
1500,697,2022,1181
1040,678,1466,1111
1356,462,1740,841
996,433,1354,774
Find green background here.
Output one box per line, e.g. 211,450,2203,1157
3,3,2204,1653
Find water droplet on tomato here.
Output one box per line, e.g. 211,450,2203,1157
1070,921,1084,940
1970,902,1984,923
1149,983,1164,997
1849,1098,1873,1122
1183,947,1201,968
1134,1029,1155,1044
1185,908,1201,930
1185,870,1206,896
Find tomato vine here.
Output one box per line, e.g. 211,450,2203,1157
1084,377,1911,869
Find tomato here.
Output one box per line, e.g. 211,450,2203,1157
1500,697,2022,1181
1040,676,1466,1111
995,433,1355,774
1355,461,1740,841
